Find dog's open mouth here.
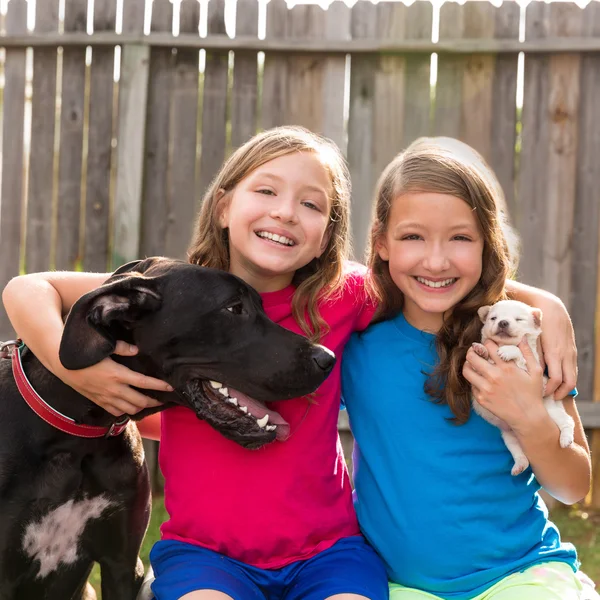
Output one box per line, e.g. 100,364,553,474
180,379,291,449
204,380,290,441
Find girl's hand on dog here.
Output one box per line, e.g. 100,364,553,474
464,340,547,433
533,295,577,401
58,341,172,417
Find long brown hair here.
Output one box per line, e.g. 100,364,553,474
188,126,352,342
367,137,519,424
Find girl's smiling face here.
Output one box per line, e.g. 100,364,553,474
218,152,332,292
377,191,484,333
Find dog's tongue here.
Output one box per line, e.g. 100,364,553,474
229,388,290,441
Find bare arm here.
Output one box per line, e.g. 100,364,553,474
512,397,590,504
464,340,590,504
3,271,171,416
137,413,162,441
3,271,108,374
505,279,577,400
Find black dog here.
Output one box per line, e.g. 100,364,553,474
0,257,335,600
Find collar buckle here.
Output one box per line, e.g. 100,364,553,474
106,416,130,437
0,339,22,360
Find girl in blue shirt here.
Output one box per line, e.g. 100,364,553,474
342,137,592,600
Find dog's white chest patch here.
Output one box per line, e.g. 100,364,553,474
22,495,114,578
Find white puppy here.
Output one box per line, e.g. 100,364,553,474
471,299,575,476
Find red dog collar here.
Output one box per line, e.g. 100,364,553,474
8,341,129,438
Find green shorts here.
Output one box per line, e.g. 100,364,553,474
389,562,584,600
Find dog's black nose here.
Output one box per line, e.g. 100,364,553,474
498,320,509,329
311,345,335,373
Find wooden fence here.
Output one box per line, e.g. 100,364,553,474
1,0,600,502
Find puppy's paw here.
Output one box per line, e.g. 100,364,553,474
511,457,529,476
497,345,522,363
559,428,575,448
472,342,489,360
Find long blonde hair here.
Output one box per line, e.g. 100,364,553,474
188,126,352,342
367,137,519,424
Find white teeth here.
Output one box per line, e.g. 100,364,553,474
219,387,228,396
416,277,456,289
227,397,238,406
256,231,294,246
210,381,222,389
266,425,276,431
239,405,248,413
256,415,269,428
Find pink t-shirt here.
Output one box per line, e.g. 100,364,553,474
159,264,376,568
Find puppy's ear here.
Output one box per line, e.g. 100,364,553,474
477,305,491,323
60,261,163,370
531,308,543,329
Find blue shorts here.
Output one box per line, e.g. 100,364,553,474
149,536,389,600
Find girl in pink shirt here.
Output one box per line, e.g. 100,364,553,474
3,127,577,600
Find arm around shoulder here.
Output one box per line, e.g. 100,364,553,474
2,270,109,375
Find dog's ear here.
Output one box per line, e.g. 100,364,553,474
531,308,543,329
60,261,163,370
477,305,491,323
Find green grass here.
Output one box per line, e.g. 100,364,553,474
550,504,600,584
90,497,600,596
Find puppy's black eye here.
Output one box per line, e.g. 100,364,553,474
515,318,523,322
490,317,497,321
225,302,245,315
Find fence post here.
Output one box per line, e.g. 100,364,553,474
112,0,149,269
84,0,117,272
56,0,88,271
164,0,200,260
0,0,27,339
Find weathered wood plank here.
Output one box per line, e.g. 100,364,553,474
56,0,87,271
435,1,519,214
434,2,464,139
373,1,432,177
435,0,519,196
261,0,349,148
515,9,549,288
260,0,289,129
348,0,432,261
84,0,117,271
541,5,582,309
401,2,433,148
140,0,174,258
572,1,600,411
460,3,496,160
271,3,349,146
26,0,60,273
112,0,149,267
347,0,377,262
165,0,200,260
0,0,28,338
197,0,228,198
320,1,350,149
518,2,582,305
230,0,258,149
286,5,327,134
373,3,406,177
490,2,520,218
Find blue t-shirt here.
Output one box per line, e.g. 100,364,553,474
341,312,578,599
